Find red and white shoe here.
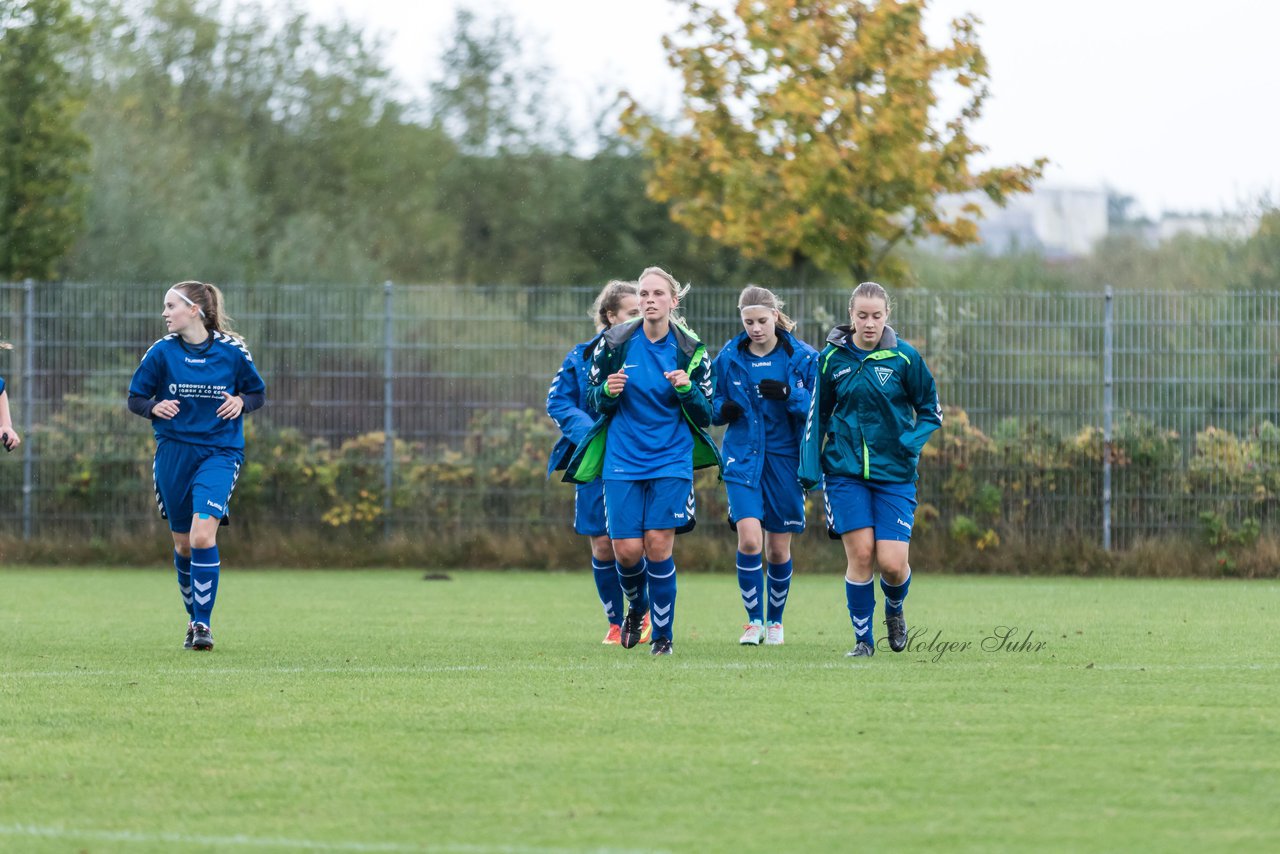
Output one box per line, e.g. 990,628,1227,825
602,624,622,645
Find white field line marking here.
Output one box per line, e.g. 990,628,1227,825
0,824,665,854
2,660,1276,680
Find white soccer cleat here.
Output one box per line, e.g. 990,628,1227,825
739,622,765,645
764,623,784,645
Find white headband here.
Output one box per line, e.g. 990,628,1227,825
168,288,206,318
739,304,775,312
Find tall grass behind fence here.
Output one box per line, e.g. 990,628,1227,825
2,281,1279,553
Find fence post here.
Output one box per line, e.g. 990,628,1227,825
1102,285,1114,552
383,280,395,541
21,278,35,540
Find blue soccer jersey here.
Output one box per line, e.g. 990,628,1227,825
603,326,694,481
745,345,800,453
129,333,266,449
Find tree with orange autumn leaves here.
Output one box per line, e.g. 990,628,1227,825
620,0,1047,284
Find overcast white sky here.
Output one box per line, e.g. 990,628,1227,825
309,0,1279,219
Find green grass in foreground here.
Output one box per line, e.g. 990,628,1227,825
1,568,1278,853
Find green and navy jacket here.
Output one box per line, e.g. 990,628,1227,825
712,329,818,488
799,324,942,488
563,317,723,485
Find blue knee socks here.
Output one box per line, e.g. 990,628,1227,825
592,557,623,626
766,559,793,625
845,577,875,645
736,551,764,624
647,556,676,641
190,545,220,628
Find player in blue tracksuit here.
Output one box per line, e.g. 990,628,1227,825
564,266,722,656
0,374,20,452
128,281,266,651
712,285,818,647
546,279,652,645
799,282,942,659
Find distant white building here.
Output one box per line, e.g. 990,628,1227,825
1151,211,1259,242
936,186,1110,258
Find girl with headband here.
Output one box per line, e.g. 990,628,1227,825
128,281,266,651
712,285,818,647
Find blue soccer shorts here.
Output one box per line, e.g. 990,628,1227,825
603,477,695,539
153,439,244,533
823,475,917,542
573,479,609,537
726,454,805,534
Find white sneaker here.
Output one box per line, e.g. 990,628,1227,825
765,623,785,645
739,622,765,645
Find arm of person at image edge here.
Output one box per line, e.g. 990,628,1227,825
545,341,596,477
797,339,838,491
0,377,21,451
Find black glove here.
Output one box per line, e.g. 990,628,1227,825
720,400,744,423
757,379,790,401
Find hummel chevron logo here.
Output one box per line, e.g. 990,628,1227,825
194,593,212,606
652,603,672,617
653,615,671,627
743,597,759,609
194,580,213,592
769,593,787,607
852,616,870,631
739,585,758,597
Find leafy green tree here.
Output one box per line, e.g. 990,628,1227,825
1240,207,1280,290
0,0,89,280
67,0,454,284
620,0,1046,284
427,7,568,156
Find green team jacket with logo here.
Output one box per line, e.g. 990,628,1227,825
563,317,723,485
798,324,942,488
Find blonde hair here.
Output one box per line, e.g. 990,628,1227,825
589,279,639,332
737,284,796,332
171,281,244,342
849,281,891,317
638,266,692,329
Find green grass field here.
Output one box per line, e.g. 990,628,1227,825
1,568,1278,853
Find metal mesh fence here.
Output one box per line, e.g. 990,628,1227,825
2,281,1278,549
